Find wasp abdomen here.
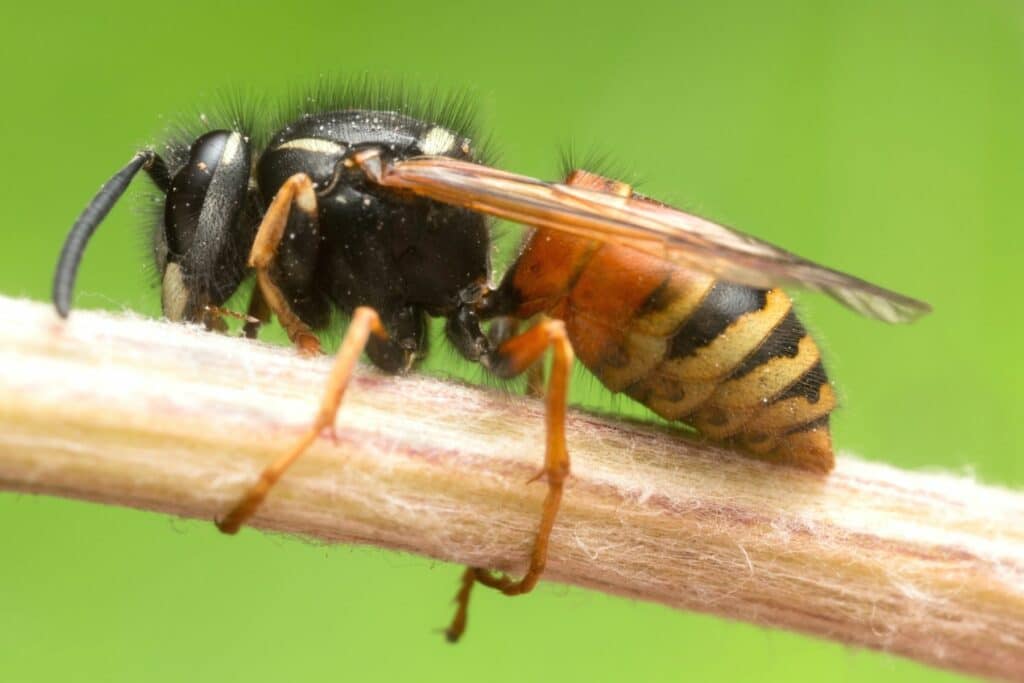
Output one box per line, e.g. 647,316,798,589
510,230,835,471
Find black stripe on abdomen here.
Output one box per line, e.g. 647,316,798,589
667,282,767,358
774,360,829,404
728,309,806,380
725,307,830,406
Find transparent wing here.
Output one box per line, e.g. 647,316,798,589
355,152,931,323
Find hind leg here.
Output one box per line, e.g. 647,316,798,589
445,319,574,642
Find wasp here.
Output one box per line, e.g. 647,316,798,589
52,84,930,642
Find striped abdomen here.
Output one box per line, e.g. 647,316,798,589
508,228,836,472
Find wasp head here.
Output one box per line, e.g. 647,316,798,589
157,130,254,323
53,129,256,324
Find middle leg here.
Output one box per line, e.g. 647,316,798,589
217,307,387,534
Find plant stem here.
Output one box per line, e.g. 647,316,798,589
0,295,1021,681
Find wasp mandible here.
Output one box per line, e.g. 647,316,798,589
52,85,930,641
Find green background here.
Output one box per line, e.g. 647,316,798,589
2,1,1021,681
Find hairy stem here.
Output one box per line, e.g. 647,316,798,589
0,296,1021,681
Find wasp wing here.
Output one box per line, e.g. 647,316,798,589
357,153,931,324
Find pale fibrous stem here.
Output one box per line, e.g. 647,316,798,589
0,296,1022,682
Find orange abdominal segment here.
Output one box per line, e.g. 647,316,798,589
508,170,835,472
511,230,600,318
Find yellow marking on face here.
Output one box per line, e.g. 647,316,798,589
162,262,190,322
221,131,245,164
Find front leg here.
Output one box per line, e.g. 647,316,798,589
248,173,322,355
243,284,270,340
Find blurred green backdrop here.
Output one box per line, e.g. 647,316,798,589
2,1,1021,681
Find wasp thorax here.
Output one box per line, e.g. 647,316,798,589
161,130,252,321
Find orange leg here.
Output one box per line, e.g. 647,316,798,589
248,172,322,355
489,316,546,398
217,307,387,534
445,319,574,642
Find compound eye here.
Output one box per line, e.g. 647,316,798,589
161,130,252,321
165,130,249,257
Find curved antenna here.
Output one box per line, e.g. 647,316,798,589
52,151,167,317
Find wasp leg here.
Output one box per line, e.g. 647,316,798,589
525,362,546,399
248,173,322,355
217,306,387,534
487,316,545,398
445,319,574,642
200,306,231,334
201,304,262,335
243,284,271,340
